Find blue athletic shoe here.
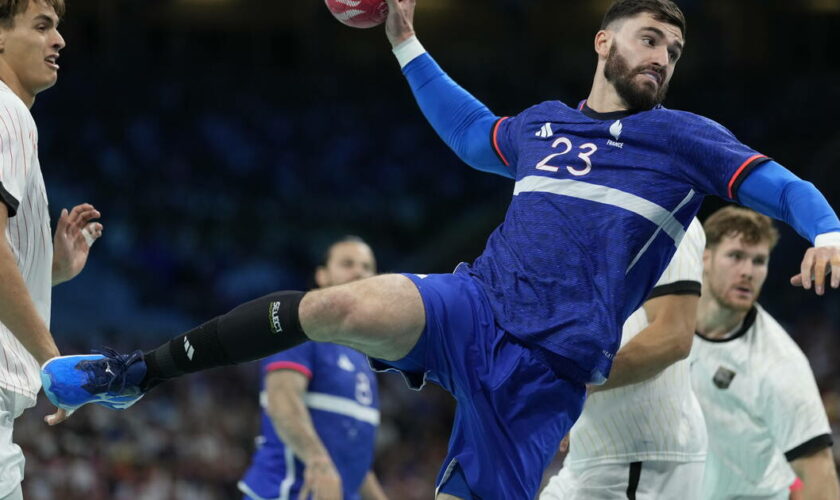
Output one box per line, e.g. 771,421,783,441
40,348,147,411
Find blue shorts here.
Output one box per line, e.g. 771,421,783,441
371,272,586,499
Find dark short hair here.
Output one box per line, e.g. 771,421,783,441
601,0,686,38
0,0,65,26
703,206,779,251
320,235,368,267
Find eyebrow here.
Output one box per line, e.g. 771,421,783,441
640,26,684,53
33,14,57,27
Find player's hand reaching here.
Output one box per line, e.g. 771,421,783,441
299,455,342,500
44,406,73,426
385,0,416,48
52,203,102,285
790,246,840,295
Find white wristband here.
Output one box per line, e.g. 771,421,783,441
393,35,426,69
814,231,840,247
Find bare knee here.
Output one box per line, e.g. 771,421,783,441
299,286,359,343
298,274,424,359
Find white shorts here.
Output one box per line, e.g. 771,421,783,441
0,389,33,498
540,460,704,500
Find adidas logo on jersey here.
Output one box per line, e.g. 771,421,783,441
607,120,624,148
535,122,554,138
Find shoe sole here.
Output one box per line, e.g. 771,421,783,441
41,356,144,411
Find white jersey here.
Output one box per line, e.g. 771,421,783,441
690,304,832,499
0,81,51,403
565,219,707,469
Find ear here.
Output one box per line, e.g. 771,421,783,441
702,248,712,270
594,30,612,60
314,266,328,288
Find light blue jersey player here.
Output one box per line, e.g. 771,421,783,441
41,2,840,499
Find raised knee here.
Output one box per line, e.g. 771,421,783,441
300,288,364,343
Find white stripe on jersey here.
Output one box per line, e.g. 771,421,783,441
691,305,832,499
513,175,690,245
0,81,49,403
304,392,380,425
565,219,707,468
259,390,380,426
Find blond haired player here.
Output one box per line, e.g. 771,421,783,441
0,1,102,498
691,207,839,499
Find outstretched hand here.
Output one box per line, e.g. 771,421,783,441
52,203,102,285
790,246,840,295
385,0,416,48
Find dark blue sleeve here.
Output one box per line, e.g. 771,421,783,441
402,54,514,178
262,342,316,379
738,161,840,244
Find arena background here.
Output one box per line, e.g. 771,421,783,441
14,0,840,498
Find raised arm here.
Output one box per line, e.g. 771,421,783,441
385,0,511,178
737,161,840,294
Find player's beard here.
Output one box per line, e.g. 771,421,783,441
604,44,669,111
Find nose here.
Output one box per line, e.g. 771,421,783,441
651,45,668,67
739,260,755,280
53,30,66,52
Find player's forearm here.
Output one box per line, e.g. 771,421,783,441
268,390,332,465
738,161,840,244
360,471,388,500
0,240,58,364
792,449,840,500
593,322,689,391
51,256,70,286
393,37,511,178
801,477,840,500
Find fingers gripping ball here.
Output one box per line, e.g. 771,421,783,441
325,0,388,29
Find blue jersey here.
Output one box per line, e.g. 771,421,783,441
239,342,380,500
461,100,768,383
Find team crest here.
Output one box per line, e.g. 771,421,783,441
607,120,624,148
713,366,736,389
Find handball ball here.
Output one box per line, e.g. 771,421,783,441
325,0,388,29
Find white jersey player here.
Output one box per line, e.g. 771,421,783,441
0,1,102,498
541,219,707,500
691,206,839,500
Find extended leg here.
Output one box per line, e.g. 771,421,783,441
41,274,426,408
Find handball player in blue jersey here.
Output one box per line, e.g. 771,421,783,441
239,237,387,500
41,0,840,499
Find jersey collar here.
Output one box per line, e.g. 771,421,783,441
695,306,758,343
576,99,662,120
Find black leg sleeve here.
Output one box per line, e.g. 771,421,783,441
142,291,307,390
